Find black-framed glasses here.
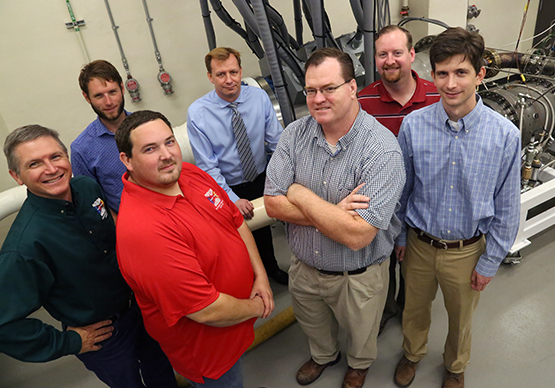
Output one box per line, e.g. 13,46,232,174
302,80,351,97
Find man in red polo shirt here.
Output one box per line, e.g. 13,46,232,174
358,25,440,333
114,110,274,388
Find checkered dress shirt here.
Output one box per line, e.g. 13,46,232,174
265,109,405,271
397,96,521,277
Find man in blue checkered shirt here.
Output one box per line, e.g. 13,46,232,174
393,28,521,388
264,48,405,388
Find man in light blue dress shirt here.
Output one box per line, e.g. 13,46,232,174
393,28,521,388
187,47,287,285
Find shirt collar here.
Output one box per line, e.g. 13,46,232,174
313,107,364,151
93,110,130,137
376,70,425,105
437,94,483,133
122,170,181,210
211,85,246,108
26,180,79,213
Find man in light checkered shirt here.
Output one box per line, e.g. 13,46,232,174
264,48,405,388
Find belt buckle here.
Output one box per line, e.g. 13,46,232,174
430,239,448,250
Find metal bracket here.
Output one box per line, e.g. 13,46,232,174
65,20,86,29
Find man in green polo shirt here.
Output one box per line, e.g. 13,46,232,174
0,125,177,388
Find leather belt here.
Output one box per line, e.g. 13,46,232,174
413,228,482,250
318,267,367,276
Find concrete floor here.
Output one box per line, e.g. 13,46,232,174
2,221,555,387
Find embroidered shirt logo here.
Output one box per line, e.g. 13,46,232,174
92,198,108,219
204,188,224,210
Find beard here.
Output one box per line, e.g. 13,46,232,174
91,95,125,122
381,67,402,83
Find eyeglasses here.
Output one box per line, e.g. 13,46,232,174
302,80,351,97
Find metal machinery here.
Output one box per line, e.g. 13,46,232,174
480,49,555,262
412,34,555,263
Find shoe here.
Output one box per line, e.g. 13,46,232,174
342,366,369,388
296,353,341,385
268,268,289,285
394,356,418,387
442,370,464,388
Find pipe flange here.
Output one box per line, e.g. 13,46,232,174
483,48,501,78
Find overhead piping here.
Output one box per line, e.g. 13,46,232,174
251,0,296,126
199,0,217,51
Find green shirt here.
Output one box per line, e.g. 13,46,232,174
0,176,131,362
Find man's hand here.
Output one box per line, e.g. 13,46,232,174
250,275,275,319
68,320,114,354
337,183,370,216
471,270,492,292
235,198,255,220
395,245,406,262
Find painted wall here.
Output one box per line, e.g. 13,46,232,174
0,0,540,193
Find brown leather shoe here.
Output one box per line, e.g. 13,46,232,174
394,356,418,387
442,370,464,388
342,367,369,388
296,353,341,385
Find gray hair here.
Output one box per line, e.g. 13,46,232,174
4,125,67,174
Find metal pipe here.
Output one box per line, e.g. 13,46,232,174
0,186,27,221
250,0,296,126
363,0,375,85
208,0,264,58
398,16,450,30
65,0,90,63
307,0,325,49
293,0,304,46
140,0,174,95
199,0,217,50
104,0,142,103
233,0,305,80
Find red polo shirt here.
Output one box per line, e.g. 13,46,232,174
116,163,254,383
358,70,440,136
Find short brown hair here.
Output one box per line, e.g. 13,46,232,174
116,110,173,158
79,60,123,96
375,25,413,51
429,27,485,74
4,125,67,174
205,47,242,73
305,48,355,83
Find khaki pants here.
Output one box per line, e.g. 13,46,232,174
401,228,486,373
289,256,389,369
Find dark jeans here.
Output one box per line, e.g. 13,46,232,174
230,171,280,273
189,358,243,388
73,302,177,388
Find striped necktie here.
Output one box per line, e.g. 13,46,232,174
229,102,258,182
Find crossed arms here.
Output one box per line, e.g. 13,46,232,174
265,183,378,251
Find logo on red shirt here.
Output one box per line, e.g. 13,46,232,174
204,188,224,210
